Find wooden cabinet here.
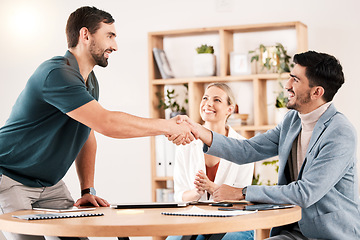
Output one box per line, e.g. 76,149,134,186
148,21,308,202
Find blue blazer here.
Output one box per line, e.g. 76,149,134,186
205,104,360,239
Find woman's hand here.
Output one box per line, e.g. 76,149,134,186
194,170,219,195
181,188,205,202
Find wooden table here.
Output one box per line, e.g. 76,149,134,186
0,205,301,239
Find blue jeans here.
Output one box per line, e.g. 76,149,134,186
166,230,254,240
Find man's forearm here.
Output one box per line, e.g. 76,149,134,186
213,184,245,202
67,100,195,140
102,111,171,138
198,125,213,147
76,130,96,190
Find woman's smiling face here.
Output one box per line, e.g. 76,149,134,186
200,86,233,124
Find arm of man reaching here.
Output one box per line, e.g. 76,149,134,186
67,101,198,207
67,100,198,142
73,130,109,207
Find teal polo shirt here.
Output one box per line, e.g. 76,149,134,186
0,51,99,187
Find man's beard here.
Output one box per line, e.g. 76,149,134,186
286,89,311,111
90,40,109,67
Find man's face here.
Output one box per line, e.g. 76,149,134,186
89,22,118,67
285,64,313,114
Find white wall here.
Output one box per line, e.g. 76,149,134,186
0,0,360,239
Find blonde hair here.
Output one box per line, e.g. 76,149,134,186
206,83,236,120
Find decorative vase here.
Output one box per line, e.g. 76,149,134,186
193,53,216,77
275,108,288,124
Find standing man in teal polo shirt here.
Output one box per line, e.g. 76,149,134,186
0,6,197,240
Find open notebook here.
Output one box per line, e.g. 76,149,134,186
13,212,103,220
161,206,257,217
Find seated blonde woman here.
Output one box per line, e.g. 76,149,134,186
168,83,255,240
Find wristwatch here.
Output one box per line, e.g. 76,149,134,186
81,187,96,196
242,186,247,198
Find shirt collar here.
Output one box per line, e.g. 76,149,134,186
298,101,332,127
64,50,81,74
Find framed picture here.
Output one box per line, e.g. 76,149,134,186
153,48,174,79
230,52,251,75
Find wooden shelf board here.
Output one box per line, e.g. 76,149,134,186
154,176,173,182
150,73,289,85
225,21,307,33
148,21,307,38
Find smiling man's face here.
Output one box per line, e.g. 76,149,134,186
89,22,118,67
285,64,314,114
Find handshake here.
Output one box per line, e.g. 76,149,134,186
166,115,212,147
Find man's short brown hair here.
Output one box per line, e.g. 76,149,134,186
66,6,114,48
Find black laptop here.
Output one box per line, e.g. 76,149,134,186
110,202,189,209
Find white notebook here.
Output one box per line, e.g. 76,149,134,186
161,206,257,217
13,212,103,220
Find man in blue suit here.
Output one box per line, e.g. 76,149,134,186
171,51,360,239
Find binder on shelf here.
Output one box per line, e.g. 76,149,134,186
164,139,176,177
155,135,176,177
155,135,166,177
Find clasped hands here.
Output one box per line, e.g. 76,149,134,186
194,170,218,196
167,115,200,145
195,172,245,201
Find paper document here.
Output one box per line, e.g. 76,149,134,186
161,206,257,217
13,212,103,220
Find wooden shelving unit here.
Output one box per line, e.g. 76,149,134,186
148,21,308,202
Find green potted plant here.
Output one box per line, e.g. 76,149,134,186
249,43,292,123
249,43,293,74
156,84,188,118
193,44,216,77
275,81,288,107
274,81,289,123
196,44,214,54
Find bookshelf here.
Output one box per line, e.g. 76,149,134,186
148,21,308,202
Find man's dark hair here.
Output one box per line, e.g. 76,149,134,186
66,6,115,48
293,51,344,102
